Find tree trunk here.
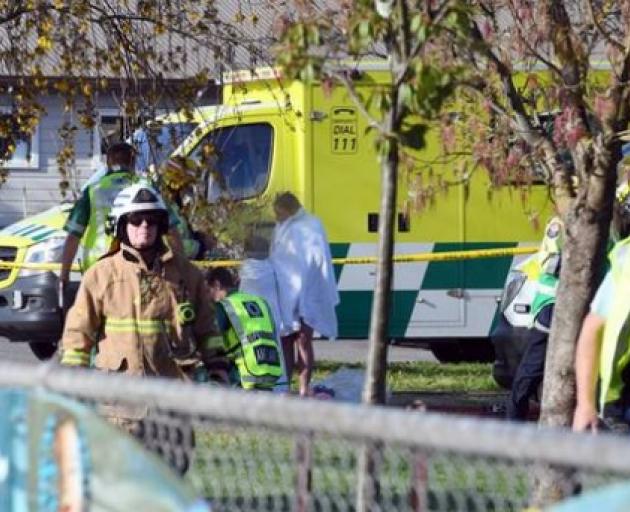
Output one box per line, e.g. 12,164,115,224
533,143,617,506
357,99,399,512
362,112,399,405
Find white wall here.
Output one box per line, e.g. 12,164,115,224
0,94,109,226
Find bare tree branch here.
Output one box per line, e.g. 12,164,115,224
505,0,563,77
586,0,624,52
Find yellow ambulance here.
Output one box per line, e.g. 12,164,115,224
172,64,550,361
0,63,549,361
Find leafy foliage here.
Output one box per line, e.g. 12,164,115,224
442,2,630,211
0,0,260,195
274,1,469,215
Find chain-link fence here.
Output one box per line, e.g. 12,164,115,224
2,360,630,511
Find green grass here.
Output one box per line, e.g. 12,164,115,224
188,360,510,506
189,429,532,510
313,360,500,393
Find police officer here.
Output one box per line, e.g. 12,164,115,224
59,182,219,469
506,216,564,420
204,267,283,391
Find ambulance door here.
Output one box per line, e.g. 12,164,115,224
309,92,383,337
309,103,378,243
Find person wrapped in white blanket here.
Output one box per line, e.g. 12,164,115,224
270,192,340,396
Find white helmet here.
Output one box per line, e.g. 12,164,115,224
107,181,169,237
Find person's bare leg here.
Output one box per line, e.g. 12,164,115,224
296,322,314,397
282,334,296,391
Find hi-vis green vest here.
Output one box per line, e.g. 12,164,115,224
82,171,136,270
530,217,564,323
220,292,282,390
599,237,630,410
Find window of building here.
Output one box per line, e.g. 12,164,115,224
92,109,132,167
0,111,39,170
190,123,273,200
93,110,198,172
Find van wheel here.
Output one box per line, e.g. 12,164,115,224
28,341,58,360
430,341,494,363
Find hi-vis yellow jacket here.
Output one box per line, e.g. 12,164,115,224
60,241,219,379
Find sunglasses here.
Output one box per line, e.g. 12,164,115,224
127,212,162,227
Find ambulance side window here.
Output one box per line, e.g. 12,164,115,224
190,123,273,200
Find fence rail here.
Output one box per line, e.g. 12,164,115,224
2,361,630,511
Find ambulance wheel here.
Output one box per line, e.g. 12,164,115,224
28,341,58,360
430,340,494,363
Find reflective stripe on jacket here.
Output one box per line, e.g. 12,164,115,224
60,241,219,383
220,292,282,390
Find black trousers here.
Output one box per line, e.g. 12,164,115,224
506,304,553,421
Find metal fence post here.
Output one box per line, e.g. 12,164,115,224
294,432,313,512
408,448,429,512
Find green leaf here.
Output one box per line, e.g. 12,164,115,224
410,14,422,34
358,20,371,40
399,82,414,109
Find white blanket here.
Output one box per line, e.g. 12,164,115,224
270,208,340,338
239,258,283,334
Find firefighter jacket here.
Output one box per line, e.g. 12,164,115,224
60,240,219,380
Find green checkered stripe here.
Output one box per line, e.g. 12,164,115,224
3,222,64,242
331,242,523,339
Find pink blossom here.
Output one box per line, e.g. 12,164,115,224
553,113,567,147
517,6,532,22
506,149,521,168
565,124,586,148
480,20,494,41
441,124,456,152
594,95,614,120
321,76,334,98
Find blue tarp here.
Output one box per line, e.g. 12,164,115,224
0,388,208,512
549,483,630,512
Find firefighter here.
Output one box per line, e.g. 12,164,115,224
204,267,284,391
59,182,218,471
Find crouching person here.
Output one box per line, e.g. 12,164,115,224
204,267,284,391
59,182,219,474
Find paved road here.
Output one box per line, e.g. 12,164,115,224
0,337,437,365
314,339,437,363
0,339,40,364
